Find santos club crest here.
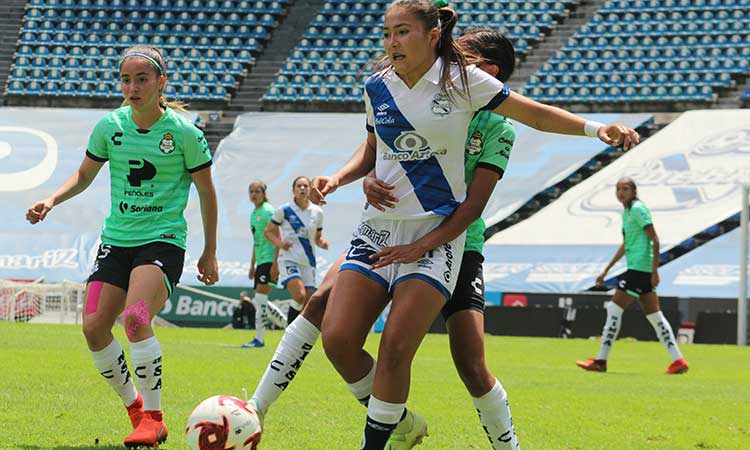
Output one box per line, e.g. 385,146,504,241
159,132,175,154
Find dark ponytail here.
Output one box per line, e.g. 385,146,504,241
458,26,516,83
435,6,468,100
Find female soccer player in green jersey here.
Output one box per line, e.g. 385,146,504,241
25,45,219,448
576,177,689,375
242,180,278,348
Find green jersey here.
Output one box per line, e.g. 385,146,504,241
622,200,654,272
463,111,515,254
86,106,212,250
251,202,276,265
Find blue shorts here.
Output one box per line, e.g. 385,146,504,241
340,217,465,300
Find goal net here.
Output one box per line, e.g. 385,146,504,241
0,279,85,324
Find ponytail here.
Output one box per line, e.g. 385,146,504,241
119,45,189,113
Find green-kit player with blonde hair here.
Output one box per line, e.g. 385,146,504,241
26,45,219,448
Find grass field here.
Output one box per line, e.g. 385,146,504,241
1,322,749,450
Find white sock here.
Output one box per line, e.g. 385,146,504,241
90,338,138,406
254,293,269,342
646,311,683,361
596,301,624,360
347,359,376,406
130,336,163,411
472,379,519,450
251,314,320,415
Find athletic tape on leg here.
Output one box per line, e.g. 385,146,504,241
85,281,104,315
124,300,150,341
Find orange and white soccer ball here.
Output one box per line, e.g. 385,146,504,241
185,395,262,450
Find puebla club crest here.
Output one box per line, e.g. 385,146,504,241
431,93,452,116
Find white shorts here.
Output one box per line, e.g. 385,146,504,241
278,259,316,290
340,216,465,300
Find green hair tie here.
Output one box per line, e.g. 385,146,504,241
434,0,448,8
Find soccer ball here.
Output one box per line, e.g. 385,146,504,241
185,395,262,450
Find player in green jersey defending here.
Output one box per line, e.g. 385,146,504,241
26,45,219,448
242,180,279,348
576,177,689,375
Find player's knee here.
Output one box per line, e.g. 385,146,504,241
82,319,106,344
123,300,151,341
456,359,491,394
321,327,353,367
301,294,327,328
377,336,415,373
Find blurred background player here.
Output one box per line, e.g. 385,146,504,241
576,177,689,375
25,45,219,448
242,180,278,348
264,176,328,324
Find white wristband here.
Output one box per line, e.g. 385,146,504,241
584,121,605,138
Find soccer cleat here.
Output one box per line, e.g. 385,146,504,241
241,338,265,348
126,394,144,430
665,357,689,374
575,358,607,372
124,411,168,448
385,409,428,450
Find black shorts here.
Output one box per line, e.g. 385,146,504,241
254,262,273,288
88,241,185,297
617,269,654,298
441,251,485,320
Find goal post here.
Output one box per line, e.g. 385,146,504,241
0,279,85,324
739,185,749,346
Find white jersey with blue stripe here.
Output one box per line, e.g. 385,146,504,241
271,201,324,267
363,57,509,220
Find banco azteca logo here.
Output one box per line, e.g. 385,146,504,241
127,159,156,187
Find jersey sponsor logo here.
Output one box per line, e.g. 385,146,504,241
126,159,157,187
124,190,154,197
110,132,123,146
119,201,164,214
466,130,483,155
377,103,389,112
431,92,452,116
385,131,446,161
197,134,210,154
442,242,454,282
159,132,175,154
394,131,429,152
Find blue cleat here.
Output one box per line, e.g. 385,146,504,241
242,338,265,348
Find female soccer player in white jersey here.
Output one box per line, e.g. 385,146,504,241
25,45,219,448
576,177,689,374
310,1,640,448
241,180,278,348
264,176,328,323
247,27,526,449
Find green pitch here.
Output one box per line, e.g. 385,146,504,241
1,322,748,449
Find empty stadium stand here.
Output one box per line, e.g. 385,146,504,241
262,0,584,109
0,1,27,105
3,0,290,107
523,0,750,109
